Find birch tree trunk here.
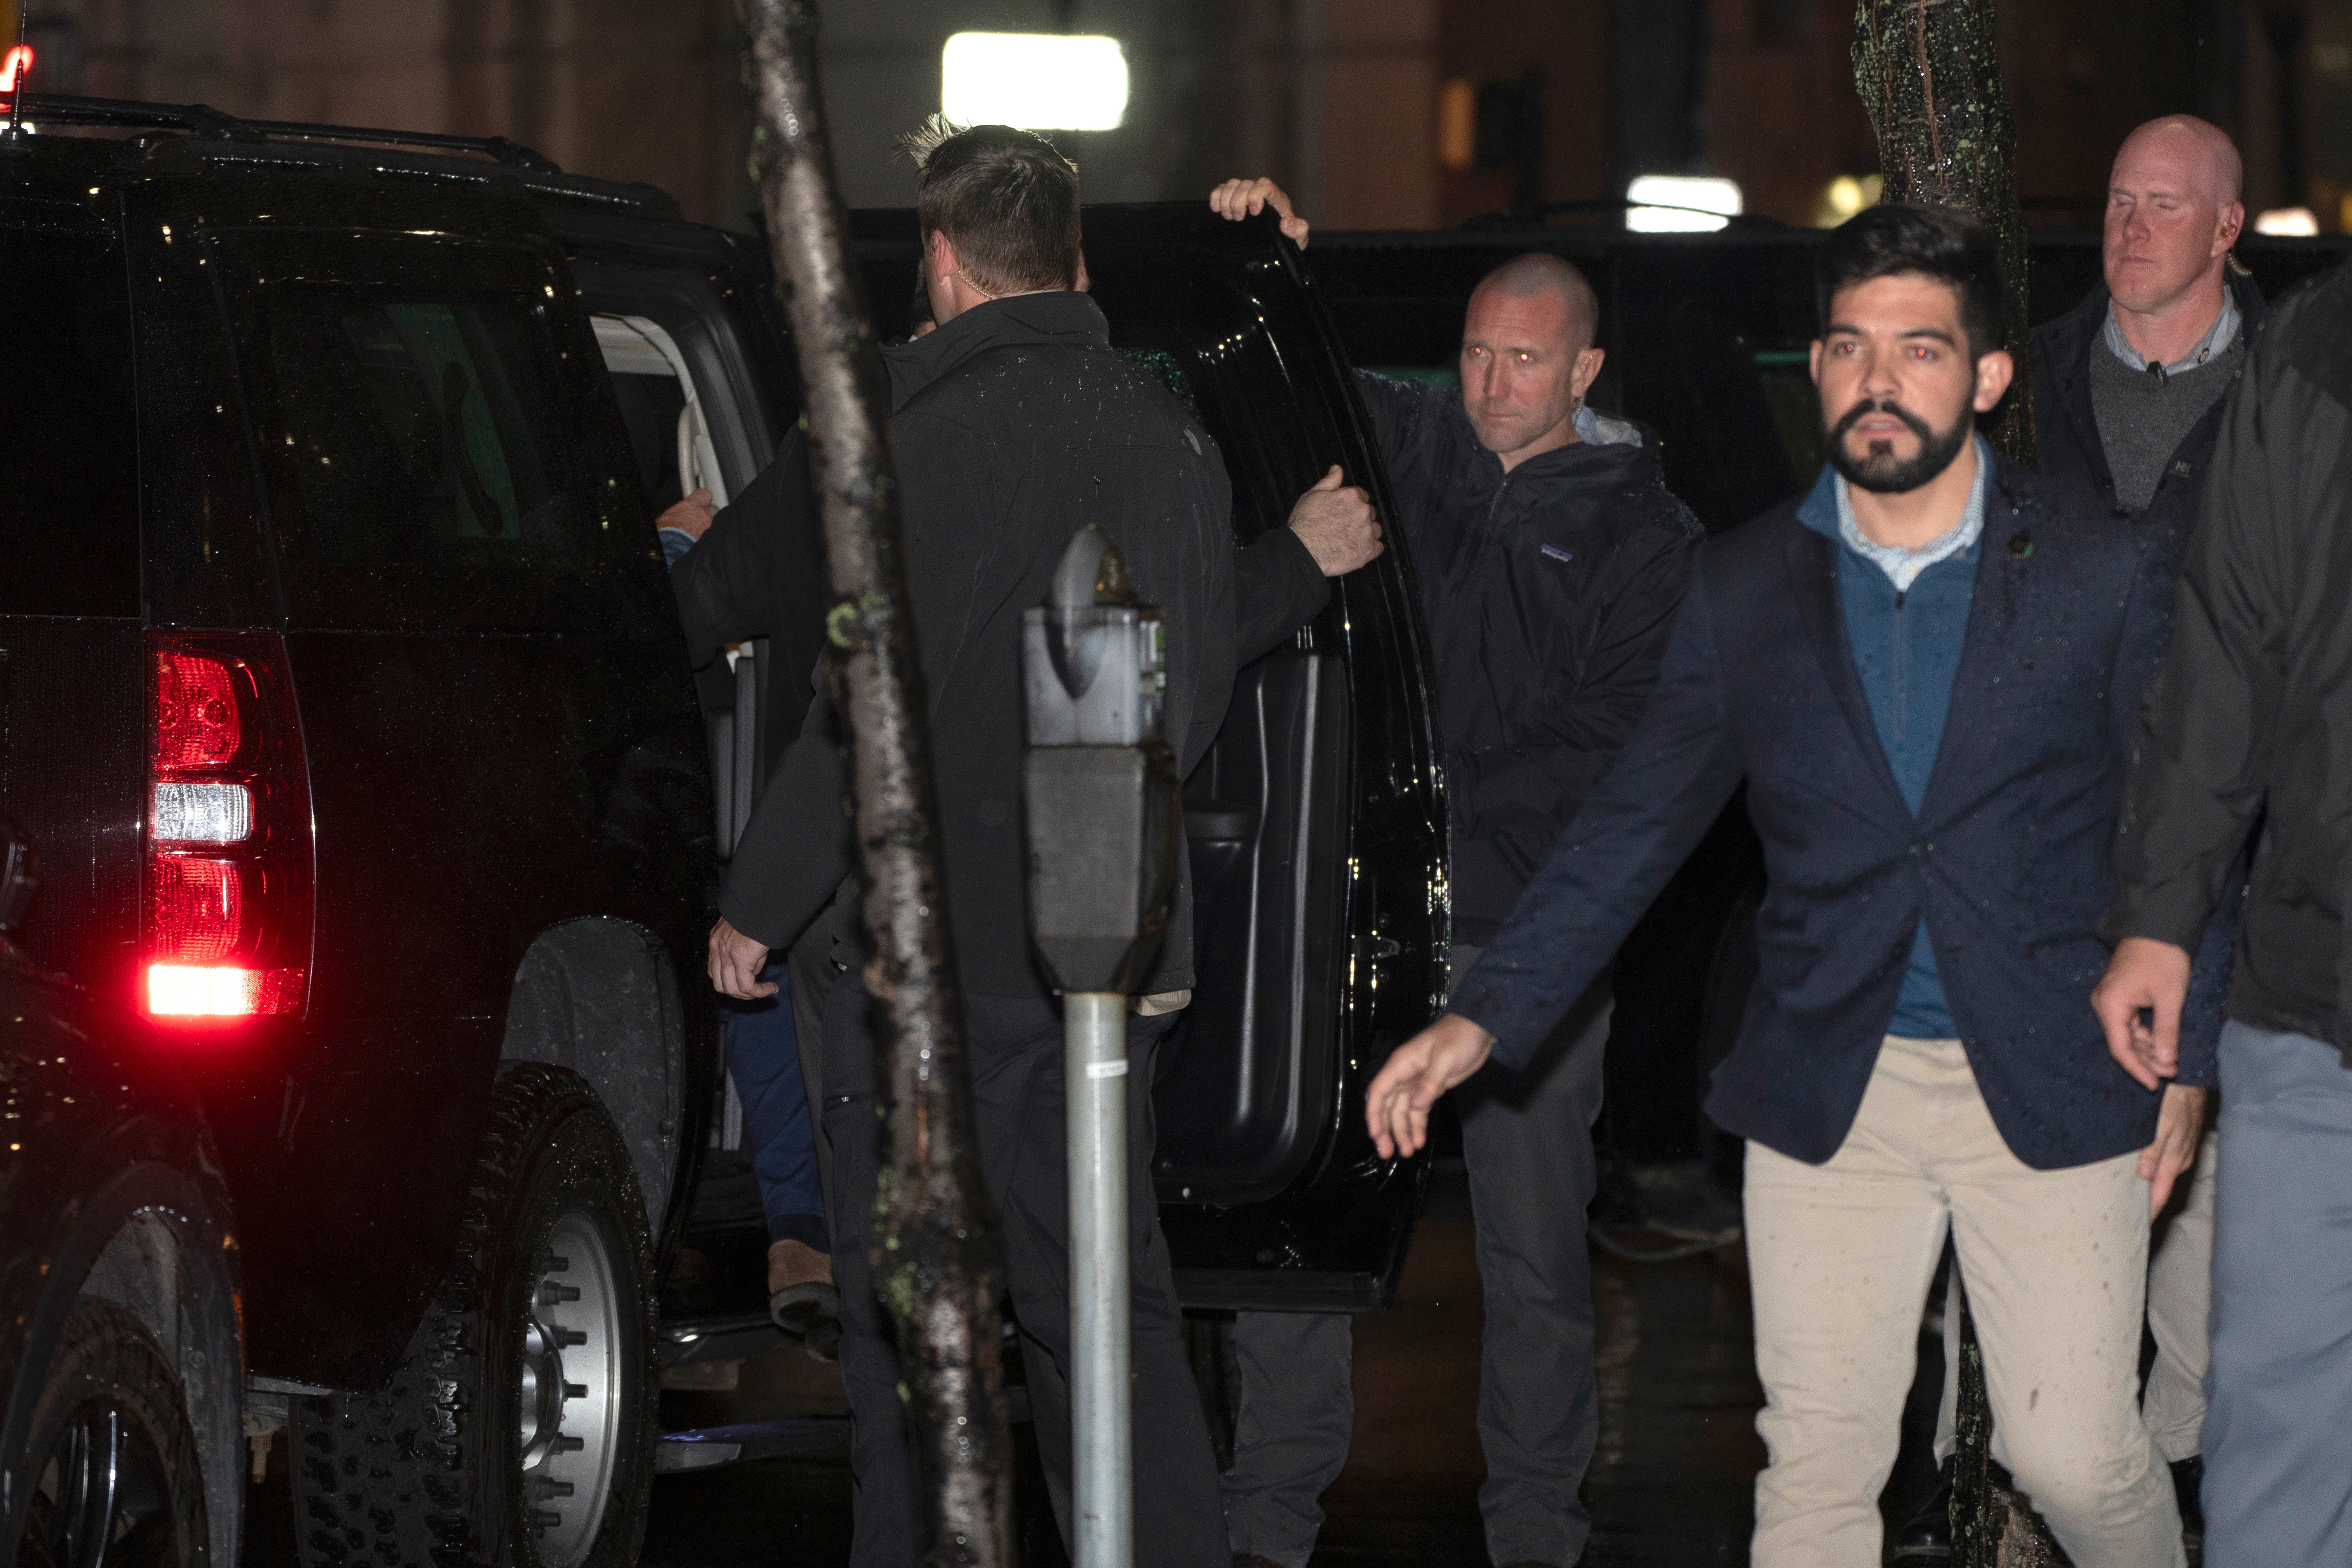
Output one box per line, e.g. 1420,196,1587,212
1853,0,2036,464
736,4,1017,1563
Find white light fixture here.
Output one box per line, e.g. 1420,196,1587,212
1627,175,1743,233
941,32,1129,131
2254,206,2320,237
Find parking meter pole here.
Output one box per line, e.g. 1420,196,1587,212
1065,990,1131,1568
1023,525,1181,1568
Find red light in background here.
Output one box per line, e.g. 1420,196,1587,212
142,633,312,1025
0,47,32,94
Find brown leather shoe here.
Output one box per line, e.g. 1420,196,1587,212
767,1239,838,1337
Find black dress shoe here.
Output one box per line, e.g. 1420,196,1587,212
1888,1457,1956,1565
2171,1455,2204,1565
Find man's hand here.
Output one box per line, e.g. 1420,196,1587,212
1288,465,1383,576
2141,1082,2210,1217
708,916,776,1000
2092,935,2193,1089
658,487,717,542
1365,1013,1498,1158
1209,178,1310,249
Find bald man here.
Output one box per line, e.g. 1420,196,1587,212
1210,178,1702,1568
1887,115,2256,1568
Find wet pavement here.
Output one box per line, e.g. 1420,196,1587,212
633,1159,1784,1568
242,1157,1946,1567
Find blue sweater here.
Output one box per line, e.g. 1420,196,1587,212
1795,469,1979,1039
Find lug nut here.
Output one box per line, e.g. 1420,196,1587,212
557,1328,587,1347
540,1282,582,1306
530,1509,563,1532
563,1382,589,1400
551,1434,585,1453
535,1478,576,1498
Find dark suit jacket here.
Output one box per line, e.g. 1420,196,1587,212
1451,454,2218,1170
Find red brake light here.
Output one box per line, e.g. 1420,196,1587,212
0,46,32,95
154,650,245,770
143,634,312,1024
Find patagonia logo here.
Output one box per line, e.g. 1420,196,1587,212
1540,543,1574,564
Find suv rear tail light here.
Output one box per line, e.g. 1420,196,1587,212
144,635,313,1022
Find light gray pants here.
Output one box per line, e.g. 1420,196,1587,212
2204,1021,2352,1567
1223,946,1610,1568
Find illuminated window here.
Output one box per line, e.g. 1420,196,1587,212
1627,175,1743,233
941,33,1129,130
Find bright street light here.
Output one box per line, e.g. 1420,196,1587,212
1626,175,1743,233
941,33,1129,131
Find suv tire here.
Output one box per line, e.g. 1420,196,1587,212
12,1296,211,1568
289,1065,656,1568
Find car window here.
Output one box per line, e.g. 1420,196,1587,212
0,213,138,618
218,228,650,636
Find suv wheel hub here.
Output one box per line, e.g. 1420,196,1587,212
516,1210,622,1566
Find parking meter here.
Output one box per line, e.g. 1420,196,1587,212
1021,525,1179,1568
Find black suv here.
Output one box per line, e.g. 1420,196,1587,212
0,97,1446,1564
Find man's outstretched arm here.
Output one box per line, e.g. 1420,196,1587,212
1368,555,1743,1156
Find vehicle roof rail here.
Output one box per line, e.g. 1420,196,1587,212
3,92,565,174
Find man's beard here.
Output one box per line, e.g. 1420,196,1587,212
1824,397,1973,494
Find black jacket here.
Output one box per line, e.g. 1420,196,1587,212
2033,273,2266,1056
718,292,1238,998
2030,269,2266,545
1456,455,2208,1167
668,437,832,766
1353,372,1703,943
2106,259,2352,1059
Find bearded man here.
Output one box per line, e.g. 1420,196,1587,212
1367,204,2221,1568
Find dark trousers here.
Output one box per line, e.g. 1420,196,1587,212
721,960,827,1248
823,972,1225,1568
1224,950,1609,1568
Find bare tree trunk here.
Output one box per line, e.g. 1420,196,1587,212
1853,5,2057,1563
735,4,1017,1564
1852,0,2036,465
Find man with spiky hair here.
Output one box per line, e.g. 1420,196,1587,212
704,121,1245,1565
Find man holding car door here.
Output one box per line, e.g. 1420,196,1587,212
1211,176,1704,1568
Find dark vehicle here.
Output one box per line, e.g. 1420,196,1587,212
1307,221,2352,1171
0,91,1449,1552
0,818,245,1568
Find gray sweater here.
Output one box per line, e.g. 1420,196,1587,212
2090,337,2244,510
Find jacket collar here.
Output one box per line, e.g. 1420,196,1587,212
1785,453,2048,825
884,290,1112,411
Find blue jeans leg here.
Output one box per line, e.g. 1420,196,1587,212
2204,1020,2352,1568
723,960,828,1250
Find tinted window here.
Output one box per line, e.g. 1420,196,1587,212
238,258,634,632
0,213,138,618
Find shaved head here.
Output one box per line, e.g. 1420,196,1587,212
2104,114,2245,341
1470,253,1600,354
1458,252,1608,467
2115,115,2243,207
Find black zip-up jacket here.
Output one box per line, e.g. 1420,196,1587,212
1353,371,1703,944
2030,269,2266,547
718,292,1237,998
2105,259,2352,1059
2034,273,2267,1058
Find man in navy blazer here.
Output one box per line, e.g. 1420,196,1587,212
1367,205,2210,1567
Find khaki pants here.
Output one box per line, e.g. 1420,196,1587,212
1743,1035,2183,1568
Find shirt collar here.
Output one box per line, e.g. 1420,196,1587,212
1800,434,1990,592
2103,285,2240,378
